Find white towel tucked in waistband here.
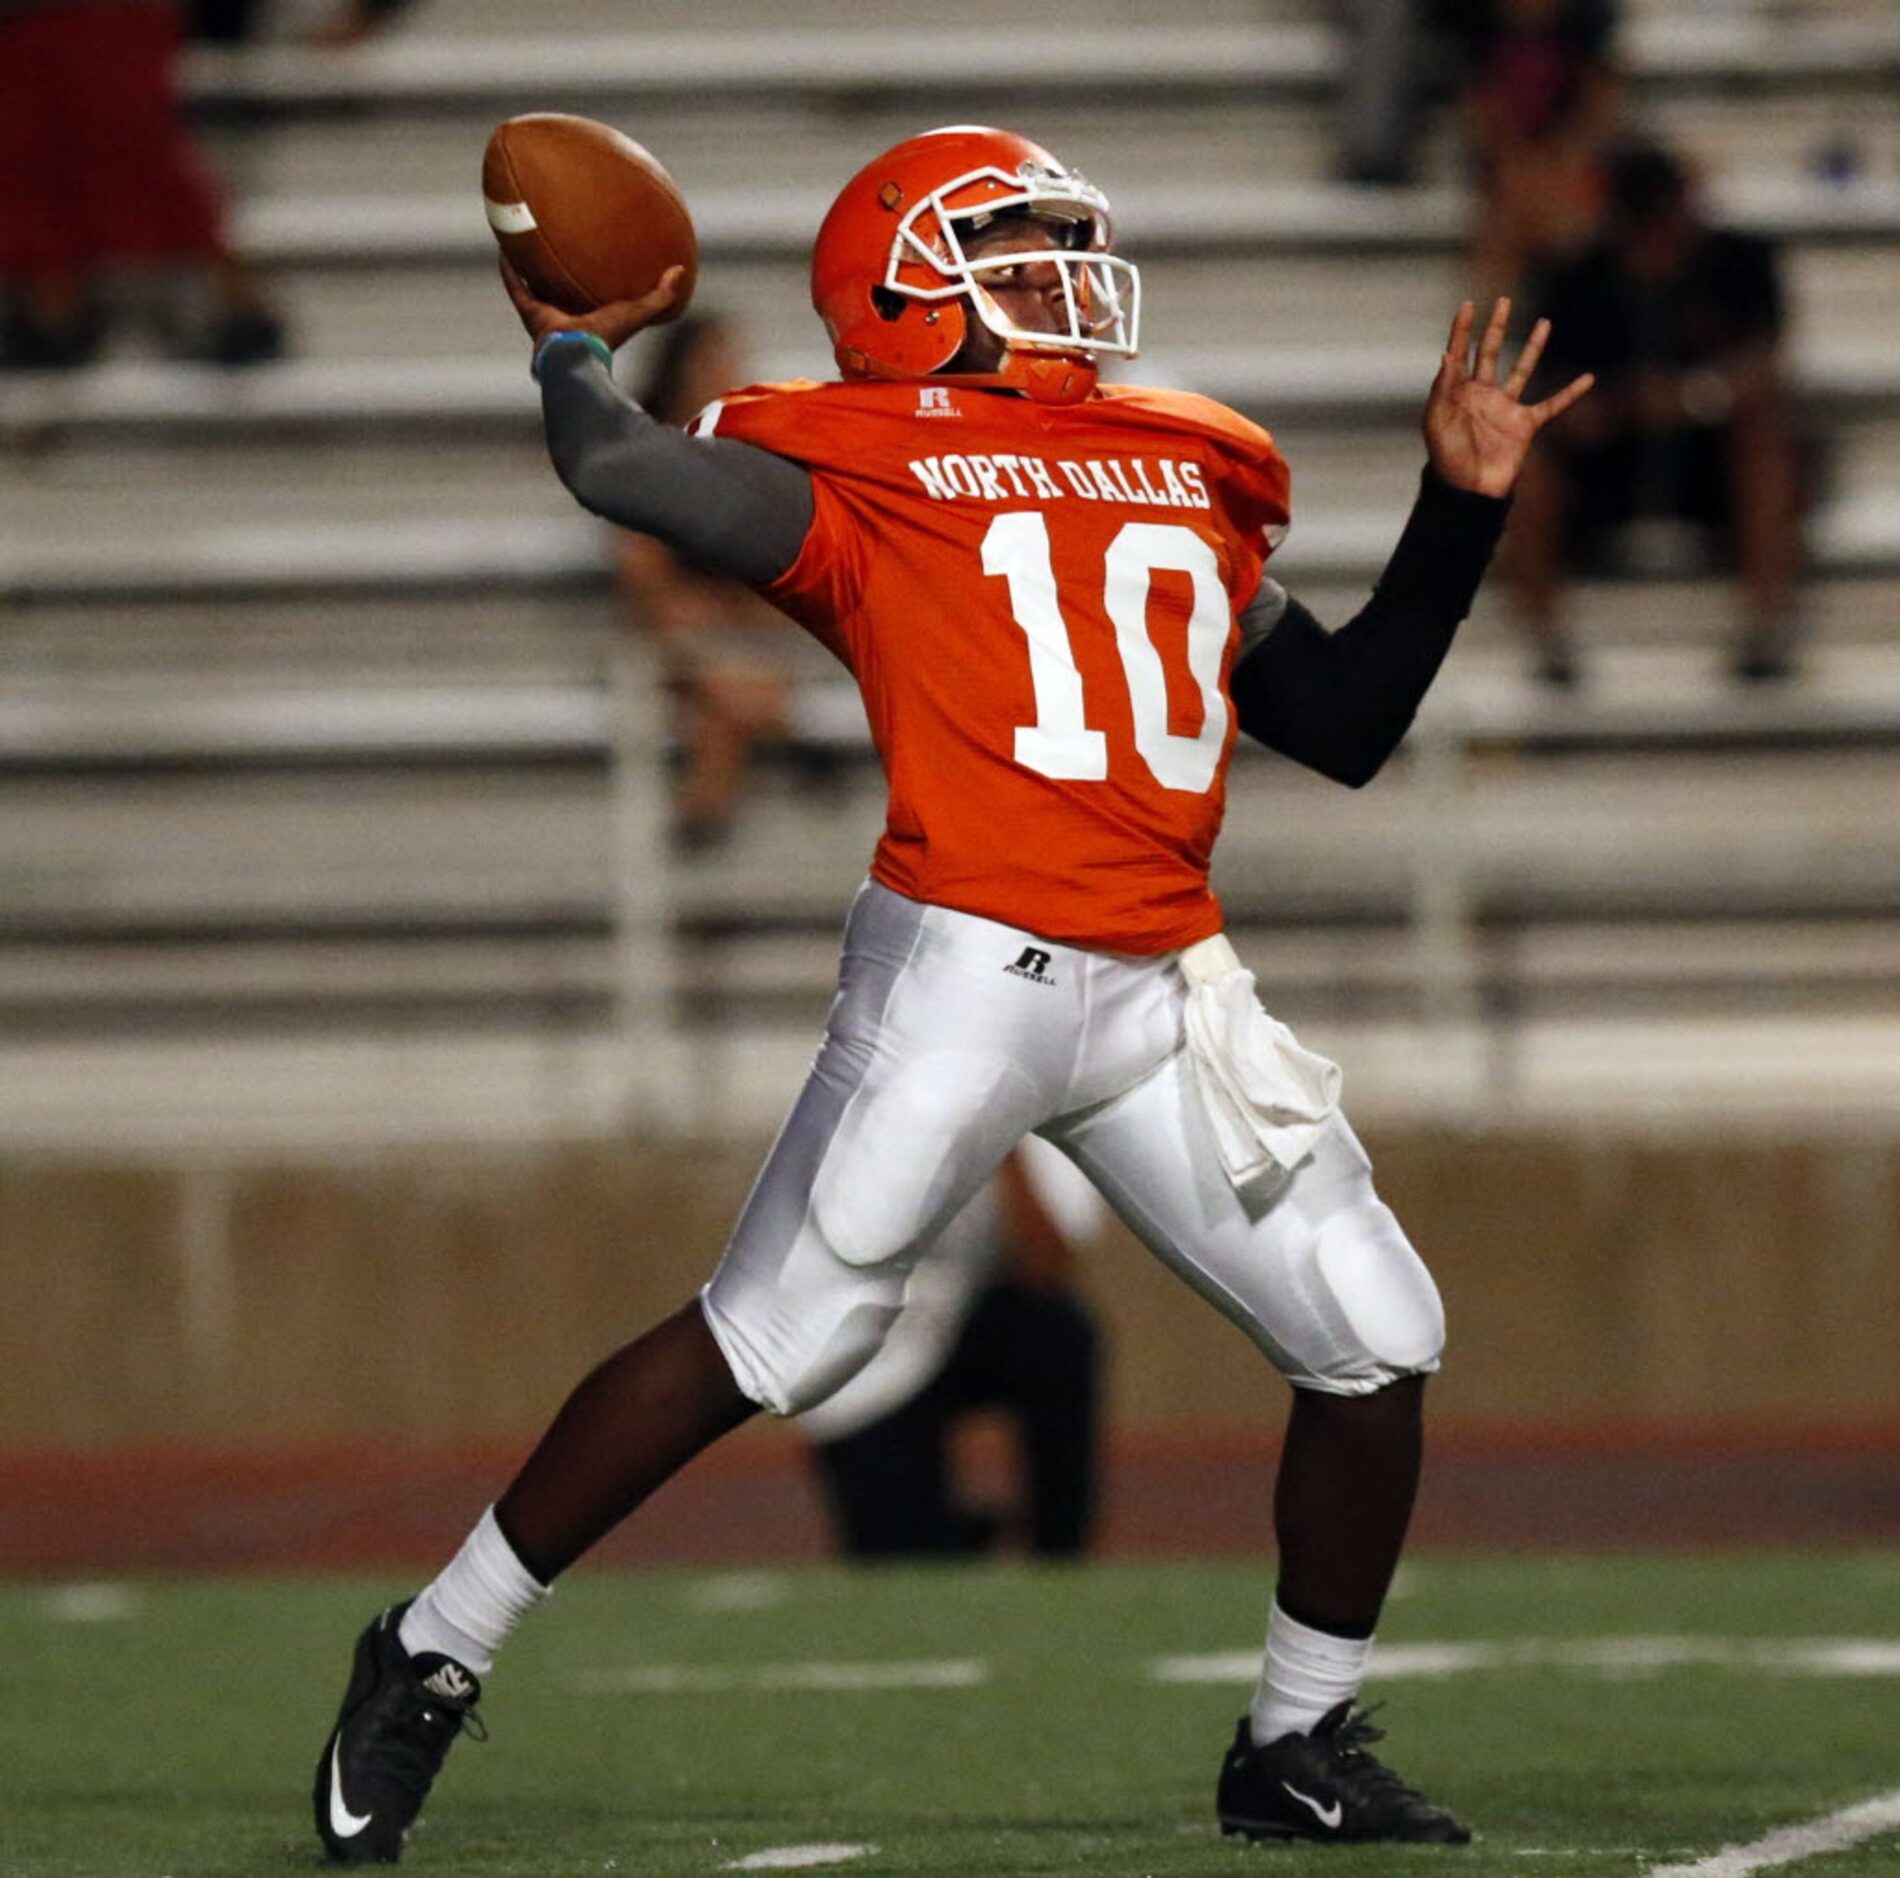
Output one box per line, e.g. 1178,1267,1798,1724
1178,933,1342,1203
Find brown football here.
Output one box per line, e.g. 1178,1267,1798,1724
482,114,697,317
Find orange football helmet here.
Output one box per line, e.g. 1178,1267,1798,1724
811,125,1141,406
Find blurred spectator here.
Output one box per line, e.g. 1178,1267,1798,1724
1504,141,1807,685
301,0,412,47
1335,0,1436,186
799,1143,1104,1560
1335,0,1618,208
0,0,285,368
1452,0,1622,297
185,0,413,47
616,313,827,850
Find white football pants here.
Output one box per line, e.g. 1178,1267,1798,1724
702,881,1444,1417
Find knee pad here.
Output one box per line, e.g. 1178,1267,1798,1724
1312,1200,1446,1377
771,1297,904,1418
703,1265,906,1419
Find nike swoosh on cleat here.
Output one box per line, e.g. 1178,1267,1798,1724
328,1737,373,1839
1282,1781,1344,1830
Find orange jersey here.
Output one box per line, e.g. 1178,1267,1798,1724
701,378,1291,953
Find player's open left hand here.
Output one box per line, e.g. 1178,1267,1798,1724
500,255,689,352
1423,299,1593,499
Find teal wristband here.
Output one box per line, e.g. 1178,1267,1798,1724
532,330,613,381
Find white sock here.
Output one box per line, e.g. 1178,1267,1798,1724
397,1506,548,1677
1248,1600,1374,1746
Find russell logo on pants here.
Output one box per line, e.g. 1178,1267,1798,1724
1004,946,1058,986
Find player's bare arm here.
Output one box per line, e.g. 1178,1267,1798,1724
1231,300,1592,786
500,255,814,586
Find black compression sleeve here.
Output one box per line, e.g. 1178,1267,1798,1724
536,342,815,586
1230,467,1510,786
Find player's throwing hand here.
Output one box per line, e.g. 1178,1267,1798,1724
499,255,689,351
1423,299,1593,500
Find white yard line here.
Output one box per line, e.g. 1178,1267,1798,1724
685,1572,789,1613
576,1659,987,1695
41,1583,140,1623
1642,1789,1900,1877
723,1846,876,1871
1151,1638,1900,1683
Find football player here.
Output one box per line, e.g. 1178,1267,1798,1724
312,126,1590,1863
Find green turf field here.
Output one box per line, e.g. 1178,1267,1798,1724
5,1554,1900,1877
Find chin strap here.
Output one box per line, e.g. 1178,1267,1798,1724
950,349,1098,405
839,347,1099,406
1002,349,1098,405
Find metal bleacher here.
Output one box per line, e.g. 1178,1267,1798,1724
1,0,1897,1145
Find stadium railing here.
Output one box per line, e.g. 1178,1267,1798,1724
4,640,1897,997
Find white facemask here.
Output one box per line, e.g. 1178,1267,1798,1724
883,160,1142,360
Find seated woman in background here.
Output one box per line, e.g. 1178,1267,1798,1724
615,313,818,850
1452,0,1623,300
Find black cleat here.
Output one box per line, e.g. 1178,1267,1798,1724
1217,1700,1471,1845
313,1602,484,1864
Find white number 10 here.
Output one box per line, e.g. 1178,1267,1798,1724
981,512,1231,795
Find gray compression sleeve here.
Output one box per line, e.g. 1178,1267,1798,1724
536,342,815,586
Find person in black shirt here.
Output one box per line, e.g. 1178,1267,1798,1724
799,1145,1101,1560
1505,142,1805,683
